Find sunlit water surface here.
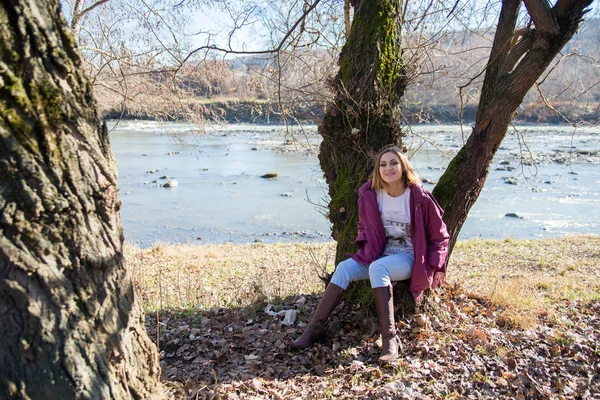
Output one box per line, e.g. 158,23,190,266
109,121,600,247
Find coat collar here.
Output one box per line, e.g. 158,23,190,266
361,180,428,203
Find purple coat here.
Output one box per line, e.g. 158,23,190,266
350,181,450,301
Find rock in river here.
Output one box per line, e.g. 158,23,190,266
163,180,179,188
504,213,524,219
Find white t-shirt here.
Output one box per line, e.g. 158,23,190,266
377,189,413,255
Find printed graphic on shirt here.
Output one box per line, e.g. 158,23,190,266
377,189,413,255
381,214,412,254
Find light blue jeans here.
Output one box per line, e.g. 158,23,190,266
330,252,415,289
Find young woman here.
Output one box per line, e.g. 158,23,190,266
291,145,450,364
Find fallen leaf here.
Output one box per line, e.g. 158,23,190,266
496,377,509,386
502,372,517,381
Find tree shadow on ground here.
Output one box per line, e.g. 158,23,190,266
145,280,442,398
145,282,600,400
146,286,402,397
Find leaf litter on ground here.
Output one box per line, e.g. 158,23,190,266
132,236,600,399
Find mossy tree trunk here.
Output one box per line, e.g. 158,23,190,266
319,0,407,265
0,1,161,398
433,0,593,261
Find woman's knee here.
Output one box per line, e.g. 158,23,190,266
331,266,349,283
368,261,388,280
330,260,354,289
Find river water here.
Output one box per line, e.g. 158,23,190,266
109,121,600,247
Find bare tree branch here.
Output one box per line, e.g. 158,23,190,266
523,0,559,34
344,0,351,37
479,0,521,107
79,0,111,19
535,81,576,125
180,0,324,66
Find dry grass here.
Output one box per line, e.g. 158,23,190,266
126,235,600,328
126,242,336,312
450,235,600,328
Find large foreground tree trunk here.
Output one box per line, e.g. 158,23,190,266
0,1,161,398
433,0,593,260
319,0,407,265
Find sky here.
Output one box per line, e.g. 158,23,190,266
188,5,270,55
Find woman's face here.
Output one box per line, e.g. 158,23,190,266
378,152,403,186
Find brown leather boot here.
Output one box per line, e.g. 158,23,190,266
290,283,344,349
373,285,401,364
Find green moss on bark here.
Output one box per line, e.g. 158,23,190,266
0,103,32,137
330,163,360,262
375,2,403,94
432,145,467,216
0,10,20,65
30,80,65,127
338,0,402,102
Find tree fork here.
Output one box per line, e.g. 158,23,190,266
433,0,593,259
0,1,161,398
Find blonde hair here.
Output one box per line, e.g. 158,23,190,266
371,145,421,190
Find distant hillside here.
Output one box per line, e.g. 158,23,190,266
100,18,600,125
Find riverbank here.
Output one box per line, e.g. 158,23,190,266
103,100,600,125
130,236,600,399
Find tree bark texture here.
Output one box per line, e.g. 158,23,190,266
0,1,161,398
318,0,407,265
433,0,593,259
